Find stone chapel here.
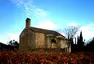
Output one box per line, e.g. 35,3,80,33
19,18,71,52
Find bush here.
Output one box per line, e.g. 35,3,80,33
0,51,93,64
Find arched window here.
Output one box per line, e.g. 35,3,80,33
51,38,57,48
51,39,56,43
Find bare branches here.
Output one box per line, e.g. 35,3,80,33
63,26,80,40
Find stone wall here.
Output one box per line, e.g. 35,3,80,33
60,40,71,52
35,33,45,48
19,29,36,52
60,40,68,48
56,39,61,48
46,36,51,48
46,36,54,48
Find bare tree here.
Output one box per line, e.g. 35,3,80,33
63,26,80,40
54,25,80,52
63,26,80,52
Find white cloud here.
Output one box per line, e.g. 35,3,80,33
10,0,48,17
67,22,79,27
0,36,8,44
10,0,33,17
8,33,19,43
34,8,48,17
80,23,94,41
37,20,57,30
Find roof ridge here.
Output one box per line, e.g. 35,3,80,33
29,27,65,38
31,27,56,32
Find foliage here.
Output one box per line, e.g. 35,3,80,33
87,37,94,45
0,51,93,64
8,40,19,46
85,37,94,51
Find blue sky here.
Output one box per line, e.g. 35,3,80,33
0,0,94,44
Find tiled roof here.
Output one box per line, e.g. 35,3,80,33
30,27,65,38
